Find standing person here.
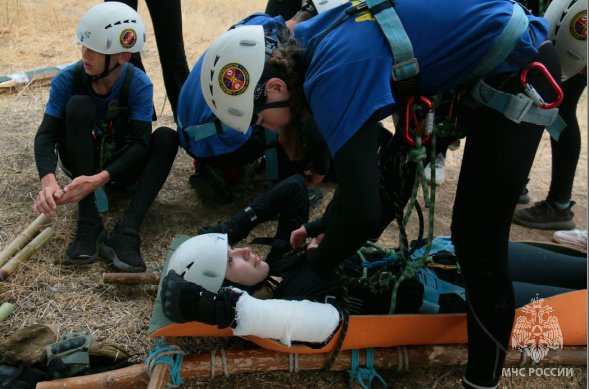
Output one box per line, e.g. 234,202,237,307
200,1,564,387
513,0,587,230
107,0,190,122
33,2,178,272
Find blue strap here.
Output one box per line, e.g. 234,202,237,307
467,2,529,81
418,268,466,313
347,349,388,389
469,79,565,140
365,0,418,82
145,342,185,388
94,187,108,213
264,129,279,180
181,120,233,142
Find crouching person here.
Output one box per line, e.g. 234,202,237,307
33,2,178,272
160,233,342,346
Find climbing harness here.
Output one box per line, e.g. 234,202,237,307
70,60,136,212
145,341,185,388
178,119,281,181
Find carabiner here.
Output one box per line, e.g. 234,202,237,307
404,96,433,146
520,62,564,110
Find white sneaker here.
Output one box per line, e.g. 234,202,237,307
424,153,446,185
553,229,588,250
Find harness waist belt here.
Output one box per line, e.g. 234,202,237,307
469,79,566,140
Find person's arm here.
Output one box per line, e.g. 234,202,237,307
161,270,341,346
33,114,65,216
34,113,63,179
306,118,382,279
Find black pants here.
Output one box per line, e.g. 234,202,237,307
548,72,587,202
451,43,562,387
59,96,178,232
265,0,302,19
106,0,190,121
237,174,309,260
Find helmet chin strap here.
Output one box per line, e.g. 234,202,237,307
89,54,121,81
251,100,290,125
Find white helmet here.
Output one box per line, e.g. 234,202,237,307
76,2,146,55
544,0,587,80
168,233,229,293
309,0,348,14
201,25,267,133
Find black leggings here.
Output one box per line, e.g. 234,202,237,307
106,0,190,120
451,43,562,387
265,0,302,19
548,72,587,202
59,96,178,231
243,174,309,260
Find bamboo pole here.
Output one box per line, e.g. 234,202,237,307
0,302,15,321
0,213,49,267
147,337,176,389
35,345,587,389
103,272,160,285
0,227,54,281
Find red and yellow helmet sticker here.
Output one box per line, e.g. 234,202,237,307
570,10,587,41
219,63,250,96
120,28,137,49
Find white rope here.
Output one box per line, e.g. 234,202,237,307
220,348,229,377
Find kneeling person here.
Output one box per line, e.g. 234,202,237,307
33,2,178,272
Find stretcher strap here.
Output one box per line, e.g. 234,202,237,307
347,348,388,389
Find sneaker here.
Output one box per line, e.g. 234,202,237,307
512,199,576,230
65,221,105,264
188,165,233,204
448,139,461,151
100,226,146,272
518,186,531,204
308,188,324,210
517,178,530,204
553,229,587,249
424,153,446,185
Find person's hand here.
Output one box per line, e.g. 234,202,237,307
161,270,242,328
34,174,64,217
303,167,325,187
307,234,324,249
290,225,308,248
60,171,109,204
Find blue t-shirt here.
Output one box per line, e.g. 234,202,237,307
45,63,153,123
294,0,549,155
177,13,286,158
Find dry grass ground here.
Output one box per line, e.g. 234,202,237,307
0,0,586,387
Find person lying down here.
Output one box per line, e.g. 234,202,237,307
160,231,586,347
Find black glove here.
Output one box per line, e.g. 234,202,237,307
161,270,242,328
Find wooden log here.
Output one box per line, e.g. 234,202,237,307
0,227,54,281
35,345,587,389
0,213,49,267
103,272,160,285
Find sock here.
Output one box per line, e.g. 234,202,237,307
549,197,571,210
